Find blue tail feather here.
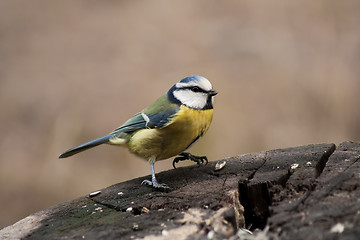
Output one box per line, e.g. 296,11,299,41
59,135,112,158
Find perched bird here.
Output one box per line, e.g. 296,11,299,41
59,76,217,190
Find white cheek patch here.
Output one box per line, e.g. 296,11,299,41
173,89,207,109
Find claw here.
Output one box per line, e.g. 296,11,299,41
142,162,171,191
141,179,171,191
172,152,208,169
172,155,186,169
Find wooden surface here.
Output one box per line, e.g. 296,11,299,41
1,142,359,240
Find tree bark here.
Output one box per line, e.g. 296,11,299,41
1,142,359,240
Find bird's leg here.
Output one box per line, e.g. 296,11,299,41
172,152,208,169
141,162,171,191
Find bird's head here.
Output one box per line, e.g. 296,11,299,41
168,76,218,110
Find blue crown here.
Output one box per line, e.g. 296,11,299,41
179,76,205,83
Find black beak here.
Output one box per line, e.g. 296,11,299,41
208,89,218,96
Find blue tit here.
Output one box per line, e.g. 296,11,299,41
59,76,217,190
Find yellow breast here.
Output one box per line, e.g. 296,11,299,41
128,105,213,161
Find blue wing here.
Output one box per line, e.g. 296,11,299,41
111,95,180,134
59,95,180,158
111,110,176,133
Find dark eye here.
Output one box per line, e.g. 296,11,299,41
190,86,201,92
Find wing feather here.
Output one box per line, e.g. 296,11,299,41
111,95,180,134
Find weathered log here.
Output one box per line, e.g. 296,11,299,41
1,142,359,240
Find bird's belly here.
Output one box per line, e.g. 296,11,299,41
128,107,213,161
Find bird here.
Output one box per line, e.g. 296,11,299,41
59,76,217,190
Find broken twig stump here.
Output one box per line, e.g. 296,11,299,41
1,142,359,239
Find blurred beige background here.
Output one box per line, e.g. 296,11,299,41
1,0,359,228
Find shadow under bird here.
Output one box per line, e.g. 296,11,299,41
59,76,217,190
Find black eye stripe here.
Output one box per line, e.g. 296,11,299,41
190,86,201,92
181,86,207,93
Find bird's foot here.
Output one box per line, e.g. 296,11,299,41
141,179,171,191
172,152,208,169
